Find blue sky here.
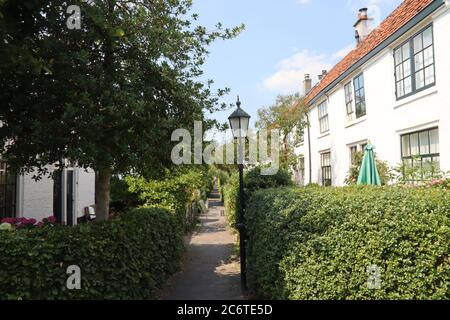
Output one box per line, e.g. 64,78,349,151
191,0,402,132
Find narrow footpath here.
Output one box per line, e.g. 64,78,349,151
160,189,243,300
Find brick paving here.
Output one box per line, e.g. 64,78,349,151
160,189,243,300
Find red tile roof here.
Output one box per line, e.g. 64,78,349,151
305,0,435,105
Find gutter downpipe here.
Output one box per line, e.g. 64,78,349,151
306,111,312,184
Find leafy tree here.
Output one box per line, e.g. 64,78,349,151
0,0,243,220
256,93,308,170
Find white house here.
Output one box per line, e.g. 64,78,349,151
295,0,450,186
0,161,95,225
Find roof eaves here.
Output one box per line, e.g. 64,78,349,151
307,0,444,107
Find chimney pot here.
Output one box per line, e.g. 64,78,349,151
354,7,372,44
359,8,368,19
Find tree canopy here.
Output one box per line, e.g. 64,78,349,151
0,0,244,219
256,93,308,169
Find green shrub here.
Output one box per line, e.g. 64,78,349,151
0,208,183,299
223,167,293,231
223,172,240,229
125,167,212,225
210,166,231,201
246,186,450,300
110,175,141,213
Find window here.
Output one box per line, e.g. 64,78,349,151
394,25,435,99
344,82,354,116
321,152,332,186
353,74,366,118
361,143,368,151
296,157,305,186
401,127,440,178
0,162,17,219
318,101,329,134
349,142,368,165
350,145,358,164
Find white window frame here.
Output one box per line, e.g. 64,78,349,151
318,100,329,134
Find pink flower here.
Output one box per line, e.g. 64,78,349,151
47,216,56,223
1,218,16,224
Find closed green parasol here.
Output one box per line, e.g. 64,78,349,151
357,143,382,186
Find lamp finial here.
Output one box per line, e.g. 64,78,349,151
236,96,241,108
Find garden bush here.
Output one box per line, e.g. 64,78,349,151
246,186,449,300
125,167,212,225
110,175,141,213
223,166,293,230
0,207,183,299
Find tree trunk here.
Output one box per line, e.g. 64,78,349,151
95,167,112,221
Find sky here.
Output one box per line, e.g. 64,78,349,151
190,0,403,134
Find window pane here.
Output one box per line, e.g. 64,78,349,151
422,157,433,170
424,66,434,86
423,27,433,48
403,158,413,168
402,60,411,77
346,102,353,114
322,153,330,166
423,46,434,66
397,81,404,97
356,101,366,118
419,131,430,155
432,156,440,171
429,128,439,154
401,135,410,157
415,70,425,89
410,133,419,155
413,157,422,169
415,52,424,70
395,64,403,80
359,75,364,87
402,42,411,59
394,48,402,64
413,34,422,53
404,77,412,95
353,77,360,90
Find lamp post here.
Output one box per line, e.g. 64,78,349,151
228,96,250,291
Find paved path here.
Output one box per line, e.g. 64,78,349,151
160,189,243,300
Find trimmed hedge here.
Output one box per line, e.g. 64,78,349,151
223,167,293,230
0,208,183,299
246,186,450,300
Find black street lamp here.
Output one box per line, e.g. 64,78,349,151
228,96,250,291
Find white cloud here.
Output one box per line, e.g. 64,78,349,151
297,0,312,5
332,44,354,60
263,45,354,94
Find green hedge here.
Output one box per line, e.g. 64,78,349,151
125,167,212,227
0,208,183,299
223,167,293,230
246,186,450,300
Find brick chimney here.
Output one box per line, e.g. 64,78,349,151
303,74,312,94
354,8,373,44
317,70,327,81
